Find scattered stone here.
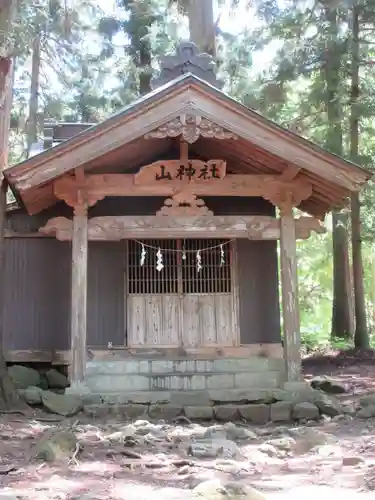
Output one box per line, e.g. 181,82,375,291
41,390,83,417
223,422,257,441
193,479,267,500
342,456,365,466
148,404,182,420
310,376,347,394
212,439,243,460
214,405,240,422
178,464,191,475
45,369,69,389
132,420,166,437
33,430,78,462
238,404,270,424
267,437,296,452
270,401,292,422
292,402,320,421
214,459,247,475
18,386,43,405
289,427,332,453
357,404,375,418
184,406,213,421
188,439,242,460
8,365,40,389
258,443,281,458
203,425,228,440
313,392,344,417
188,441,222,459
360,394,375,407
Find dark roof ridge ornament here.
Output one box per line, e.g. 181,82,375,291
151,41,223,90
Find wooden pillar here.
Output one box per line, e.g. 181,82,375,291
279,204,301,381
70,205,88,385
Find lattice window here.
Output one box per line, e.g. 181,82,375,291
127,239,232,295
181,239,231,294
127,239,178,294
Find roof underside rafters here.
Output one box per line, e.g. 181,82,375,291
4,74,372,218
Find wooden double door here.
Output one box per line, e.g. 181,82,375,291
126,239,239,348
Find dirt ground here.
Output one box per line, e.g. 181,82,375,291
1,354,375,500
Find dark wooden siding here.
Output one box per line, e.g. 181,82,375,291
87,242,125,346
4,196,280,352
237,239,281,343
3,238,71,351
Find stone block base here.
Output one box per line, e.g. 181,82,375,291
80,379,345,424
69,356,341,424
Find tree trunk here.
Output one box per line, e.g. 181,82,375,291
26,32,41,157
125,0,154,95
331,212,354,340
27,33,41,157
350,4,369,348
0,0,30,412
324,6,353,341
187,0,215,56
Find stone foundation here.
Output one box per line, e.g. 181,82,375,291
83,384,344,423
67,356,286,405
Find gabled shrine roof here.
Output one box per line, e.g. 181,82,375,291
4,72,372,218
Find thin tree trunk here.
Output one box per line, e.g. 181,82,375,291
126,0,153,95
331,212,353,340
324,6,353,341
350,4,369,348
187,0,215,56
26,32,41,157
0,0,29,412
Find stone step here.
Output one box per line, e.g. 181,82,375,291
85,357,283,377
83,369,282,393
82,387,283,406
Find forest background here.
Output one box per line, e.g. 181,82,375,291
3,0,375,354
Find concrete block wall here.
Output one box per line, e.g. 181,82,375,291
80,357,285,397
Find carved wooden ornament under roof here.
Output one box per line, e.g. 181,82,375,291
156,193,213,216
144,114,238,144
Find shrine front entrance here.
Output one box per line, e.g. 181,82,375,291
126,238,239,348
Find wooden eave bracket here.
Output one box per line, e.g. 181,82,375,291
38,214,326,242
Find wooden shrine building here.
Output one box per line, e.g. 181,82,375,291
1,43,371,400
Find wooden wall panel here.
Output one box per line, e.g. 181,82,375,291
87,242,125,346
2,238,71,351
127,295,180,346
237,239,281,344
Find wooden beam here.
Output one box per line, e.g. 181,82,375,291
280,165,301,181
70,204,88,386
4,230,51,238
3,344,284,364
39,214,325,241
52,172,313,207
279,205,301,381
